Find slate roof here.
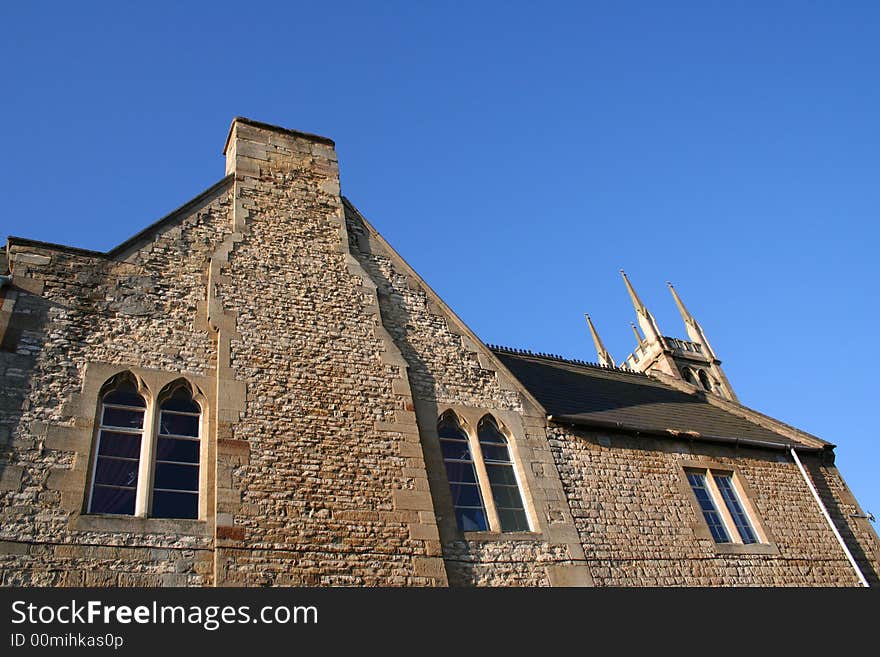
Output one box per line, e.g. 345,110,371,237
491,347,824,450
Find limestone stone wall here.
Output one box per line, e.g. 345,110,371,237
345,205,588,587
210,120,444,586
549,425,880,586
2,116,876,589
804,460,880,586
0,183,232,586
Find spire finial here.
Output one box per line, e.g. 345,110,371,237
620,269,648,315
585,314,615,367
664,281,734,400
665,281,717,360
620,269,662,341
667,281,695,325
630,322,643,345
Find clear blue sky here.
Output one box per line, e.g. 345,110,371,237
3,2,879,526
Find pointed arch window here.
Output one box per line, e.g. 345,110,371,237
152,382,201,519
437,411,531,534
88,374,146,516
438,411,488,531
87,373,203,520
478,415,529,532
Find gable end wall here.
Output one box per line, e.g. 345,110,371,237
0,183,233,585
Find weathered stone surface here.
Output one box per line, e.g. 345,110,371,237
346,205,581,587
548,426,880,586
1,117,877,588
0,176,232,586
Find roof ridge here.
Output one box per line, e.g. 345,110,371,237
487,344,649,377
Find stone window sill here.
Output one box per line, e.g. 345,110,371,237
712,541,779,556
462,530,543,542
69,514,211,537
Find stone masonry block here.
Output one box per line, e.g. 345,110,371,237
412,556,446,579
11,253,51,266
392,489,435,512
546,564,594,587
409,524,440,541
0,466,23,491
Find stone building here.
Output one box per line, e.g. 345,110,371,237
0,117,877,587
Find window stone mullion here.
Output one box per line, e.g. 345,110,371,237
470,430,501,532
135,398,158,517
706,472,741,545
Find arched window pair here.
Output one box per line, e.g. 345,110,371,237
88,372,201,519
438,411,530,533
680,366,714,392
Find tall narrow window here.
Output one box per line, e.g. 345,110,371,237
714,474,757,544
686,472,730,543
89,374,145,516
478,415,529,532
685,469,766,547
152,383,201,519
681,367,695,384
698,369,713,392
438,412,488,531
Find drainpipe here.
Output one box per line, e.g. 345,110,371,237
789,448,869,587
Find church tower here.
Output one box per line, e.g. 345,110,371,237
609,271,738,401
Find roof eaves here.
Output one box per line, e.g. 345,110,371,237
6,236,109,259
494,346,833,451
647,369,832,449
548,413,825,454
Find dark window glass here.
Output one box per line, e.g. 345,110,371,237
103,386,145,408
448,482,483,507
491,484,524,509
90,486,136,515
101,407,145,430
159,412,199,437
441,440,473,461
154,463,199,492
156,437,199,464
443,461,478,484
438,412,488,532
477,417,510,458
455,507,488,532
161,387,200,413
486,464,518,486
90,378,146,516
152,491,198,519
698,370,712,391
498,509,530,532
438,414,468,440
94,457,139,487
152,385,201,518
477,418,506,444
478,416,529,532
480,443,510,463
715,475,758,544
687,472,730,543
97,431,142,458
